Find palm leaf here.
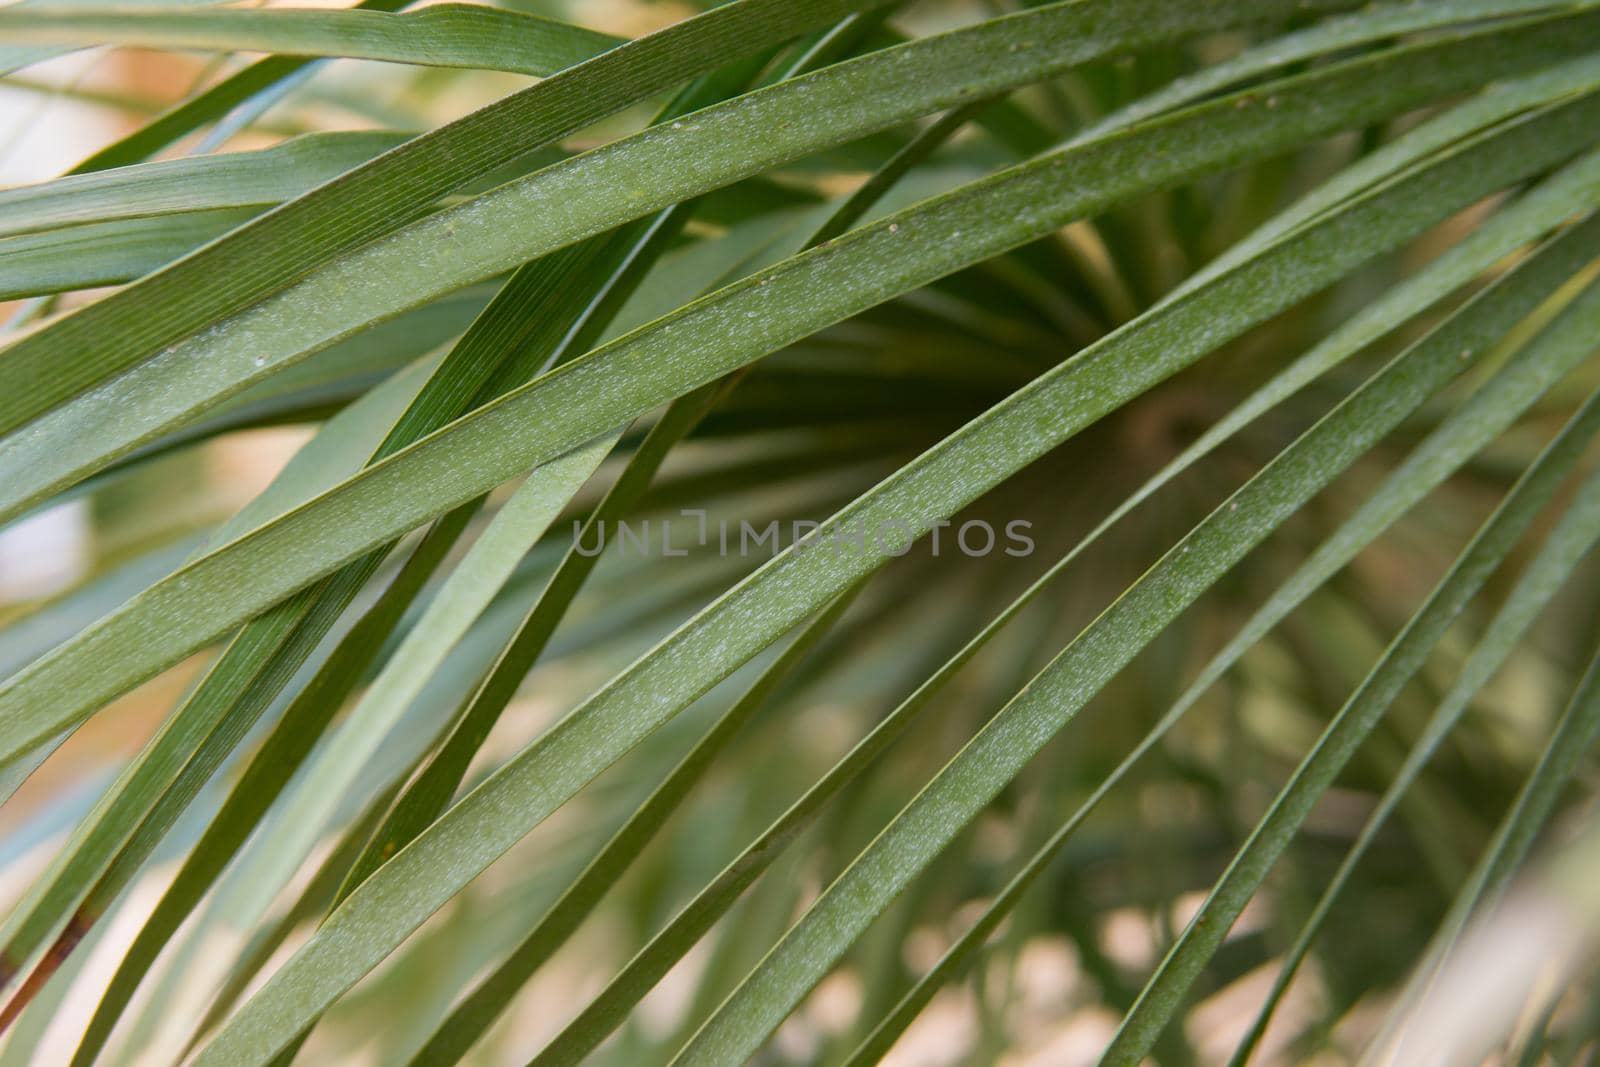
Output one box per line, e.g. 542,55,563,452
5,2,1600,1065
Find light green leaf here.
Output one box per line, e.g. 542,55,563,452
0,0,229,77
0,5,625,76
1074,0,1591,142
218,436,611,926
0,208,258,300
0,132,409,239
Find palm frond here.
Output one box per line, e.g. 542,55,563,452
4,2,1600,1065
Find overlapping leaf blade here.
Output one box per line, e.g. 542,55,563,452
4,2,1600,1062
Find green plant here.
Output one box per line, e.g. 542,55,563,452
1,0,1599,1062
